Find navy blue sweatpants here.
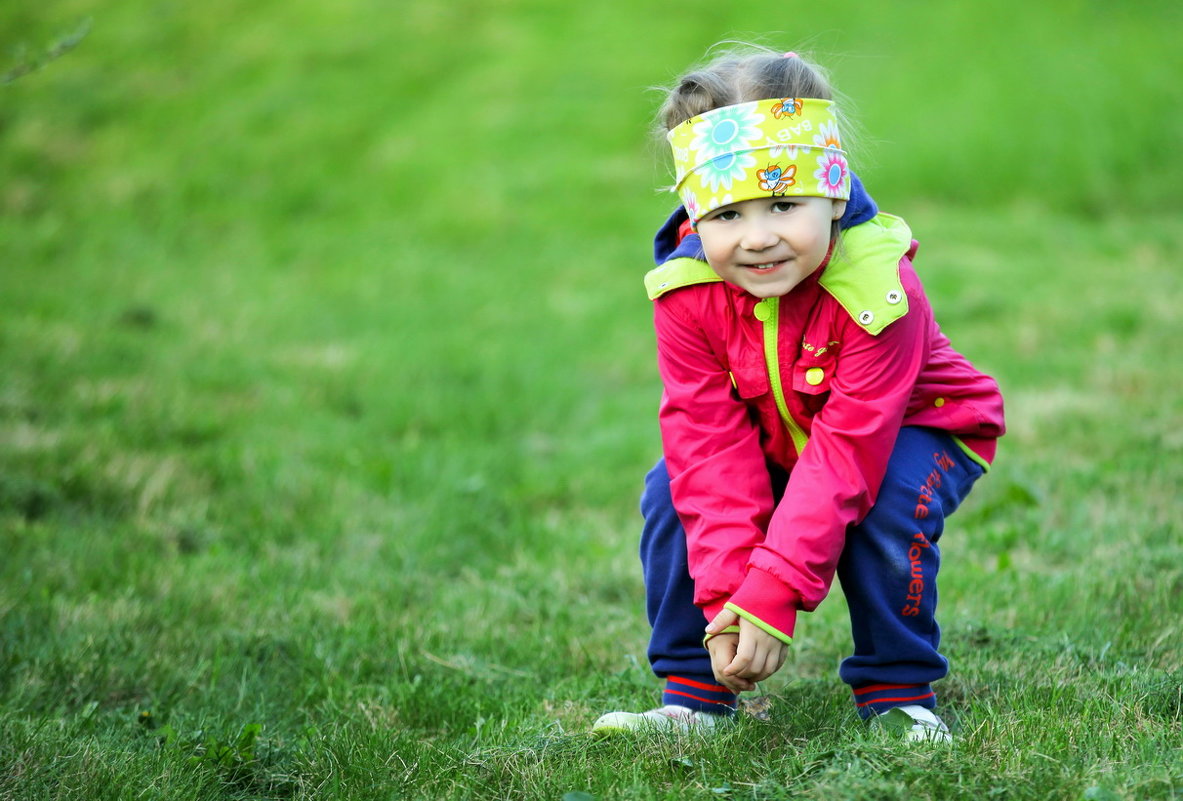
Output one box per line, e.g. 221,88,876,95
639,426,985,718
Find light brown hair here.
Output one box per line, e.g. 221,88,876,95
657,45,836,133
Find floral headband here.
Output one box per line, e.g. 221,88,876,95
667,97,850,224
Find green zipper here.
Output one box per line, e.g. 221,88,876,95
757,297,809,456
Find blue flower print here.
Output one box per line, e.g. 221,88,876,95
689,102,764,161
696,150,757,193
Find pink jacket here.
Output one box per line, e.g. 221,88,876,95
647,213,1005,642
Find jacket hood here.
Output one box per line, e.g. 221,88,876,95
652,171,880,267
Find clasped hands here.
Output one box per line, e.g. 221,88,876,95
704,608,788,693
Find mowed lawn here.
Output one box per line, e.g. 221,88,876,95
2,2,1181,799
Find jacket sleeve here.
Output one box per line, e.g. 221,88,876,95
653,293,775,623
727,263,934,641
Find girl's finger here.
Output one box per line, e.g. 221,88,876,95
705,608,739,635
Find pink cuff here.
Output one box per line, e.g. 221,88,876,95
699,597,729,624
725,567,801,642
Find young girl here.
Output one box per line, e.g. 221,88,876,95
593,47,1005,741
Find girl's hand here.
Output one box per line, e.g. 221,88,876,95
705,609,787,693
705,631,751,693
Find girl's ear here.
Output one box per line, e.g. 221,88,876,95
831,199,848,220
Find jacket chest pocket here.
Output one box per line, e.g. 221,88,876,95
790,349,836,414
728,357,769,401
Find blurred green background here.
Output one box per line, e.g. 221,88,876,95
2,1,1182,799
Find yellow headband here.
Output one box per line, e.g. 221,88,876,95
667,97,850,223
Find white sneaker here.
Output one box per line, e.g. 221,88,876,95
591,704,727,735
871,704,953,743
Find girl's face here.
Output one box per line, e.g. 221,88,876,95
696,197,846,298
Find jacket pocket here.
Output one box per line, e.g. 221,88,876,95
790,351,835,414
791,352,836,394
729,359,769,400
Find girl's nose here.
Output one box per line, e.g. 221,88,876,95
740,222,778,251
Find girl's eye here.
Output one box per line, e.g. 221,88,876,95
710,209,740,222
771,201,797,213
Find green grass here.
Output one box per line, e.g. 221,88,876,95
2,1,1182,798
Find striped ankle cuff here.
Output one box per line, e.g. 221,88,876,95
852,682,936,719
663,675,737,714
